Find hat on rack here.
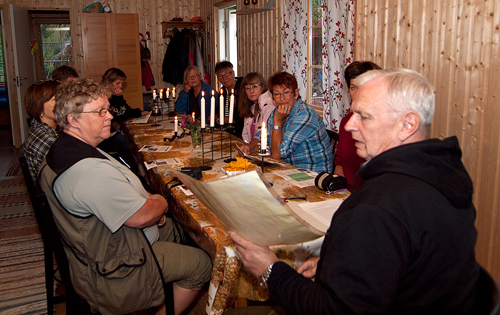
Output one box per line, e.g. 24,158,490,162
171,17,183,21
190,16,202,22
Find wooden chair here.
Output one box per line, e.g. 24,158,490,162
18,149,88,315
326,129,339,168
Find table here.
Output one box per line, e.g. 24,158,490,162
120,117,348,314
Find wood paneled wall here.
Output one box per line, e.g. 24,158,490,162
0,0,201,145
355,0,500,280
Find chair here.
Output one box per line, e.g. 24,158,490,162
476,266,500,315
326,129,339,159
18,149,87,314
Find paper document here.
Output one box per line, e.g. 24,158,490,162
139,145,173,153
275,169,318,188
174,170,323,246
127,112,151,124
144,158,182,170
293,199,343,233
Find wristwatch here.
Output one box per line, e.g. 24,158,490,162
274,125,281,130
258,262,275,288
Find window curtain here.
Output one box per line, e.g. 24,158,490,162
281,0,355,132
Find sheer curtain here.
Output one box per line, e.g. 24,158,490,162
282,0,355,132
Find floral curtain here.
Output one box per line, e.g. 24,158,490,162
282,0,355,132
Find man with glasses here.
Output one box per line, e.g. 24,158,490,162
38,78,212,315
215,61,244,138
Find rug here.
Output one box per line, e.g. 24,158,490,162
5,162,22,177
0,176,48,315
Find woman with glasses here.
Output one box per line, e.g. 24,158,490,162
39,78,212,315
238,72,275,143
20,80,60,180
177,66,218,120
240,72,333,173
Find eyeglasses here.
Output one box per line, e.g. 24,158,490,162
272,90,293,99
217,70,233,79
81,107,114,117
245,84,261,91
187,74,200,80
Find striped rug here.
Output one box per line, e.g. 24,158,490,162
0,176,48,314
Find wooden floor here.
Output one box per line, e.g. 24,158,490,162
0,125,210,315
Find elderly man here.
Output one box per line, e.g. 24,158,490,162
230,69,479,314
38,79,212,315
215,61,244,137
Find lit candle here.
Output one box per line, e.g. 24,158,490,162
192,112,195,121
210,90,215,127
174,116,178,133
261,122,267,153
219,89,224,126
229,89,235,124
166,88,170,99
159,89,163,100
153,89,156,100
201,91,206,129
173,87,176,99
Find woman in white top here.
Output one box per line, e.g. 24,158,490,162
238,72,276,143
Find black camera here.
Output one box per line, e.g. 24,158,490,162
315,172,347,192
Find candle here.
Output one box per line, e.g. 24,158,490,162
153,89,156,100
192,112,195,121
261,122,267,153
173,87,176,99
229,89,235,124
166,88,170,99
210,90,215,127
174,116,178,133
201,91,206,129
159,89,163,100
219,89,224,126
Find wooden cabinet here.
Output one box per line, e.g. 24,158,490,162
81,13,143,109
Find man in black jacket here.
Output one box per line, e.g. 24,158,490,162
229,68,480,315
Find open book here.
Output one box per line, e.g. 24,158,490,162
173,170,342,246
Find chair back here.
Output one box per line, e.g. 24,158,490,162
326,129,339,159
18,149,87,314
477,266,500,315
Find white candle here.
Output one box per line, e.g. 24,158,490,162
159,89,163,100
201,91,206,129
192,112,195,121
229,89,235,124
153,89,156,100
173,87,176,99
261,122,267,153
219,89,224,126
166,88,170,99
210,90,215,127
174,116,178,133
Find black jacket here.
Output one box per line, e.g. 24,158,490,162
269,137,479,315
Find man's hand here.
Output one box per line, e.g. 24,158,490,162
297,256,320,278
229,231,278,278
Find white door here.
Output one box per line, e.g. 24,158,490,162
9,4,35,144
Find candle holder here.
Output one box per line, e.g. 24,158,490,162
258,149,270,173
200,123,234,165
151,100,162,126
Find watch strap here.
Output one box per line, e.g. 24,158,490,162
258,262,275,288
274,125,281,130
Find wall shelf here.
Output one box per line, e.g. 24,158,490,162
232,7,275,15
161,21,205,38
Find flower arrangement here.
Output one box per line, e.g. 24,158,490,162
179,113,201,133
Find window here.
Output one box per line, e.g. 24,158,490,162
308,0,323,110
29,11,71,80
217,4,238,76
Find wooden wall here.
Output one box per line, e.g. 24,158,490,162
355,0,500,280
0,0,201,146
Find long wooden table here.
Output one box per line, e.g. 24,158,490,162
120,116,348,314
